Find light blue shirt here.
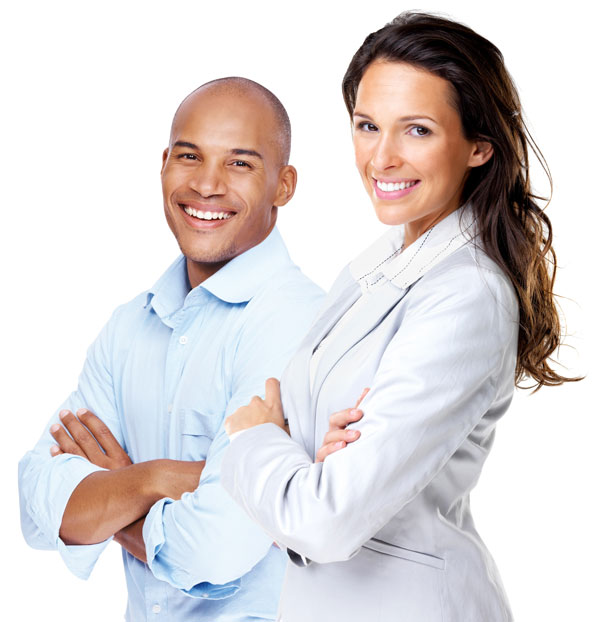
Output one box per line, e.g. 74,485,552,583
18,227,324,622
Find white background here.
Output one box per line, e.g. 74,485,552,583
2,1,598,620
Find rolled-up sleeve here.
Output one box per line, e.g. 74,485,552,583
143,287,323,596
18,312,124,579
221,264,519,564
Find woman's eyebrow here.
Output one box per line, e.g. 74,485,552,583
353,112,438,124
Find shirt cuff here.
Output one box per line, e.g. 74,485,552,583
34,455,109,579
143,497,241,599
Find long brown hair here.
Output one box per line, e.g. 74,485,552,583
342,11,578,390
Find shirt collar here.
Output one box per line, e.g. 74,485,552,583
350,206,477,293
145,226,292,321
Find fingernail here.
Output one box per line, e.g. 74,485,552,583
59,410,69,419
50,424,60,433
350,409,359,415
347,430,359,438
76,408,87,416
335,441,345,448
50,445,59,455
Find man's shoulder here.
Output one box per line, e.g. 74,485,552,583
251,262,325,311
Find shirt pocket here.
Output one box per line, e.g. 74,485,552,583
179,408,220,461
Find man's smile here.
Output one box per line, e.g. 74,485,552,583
182,206,235,221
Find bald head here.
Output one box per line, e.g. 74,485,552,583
171,77,291,166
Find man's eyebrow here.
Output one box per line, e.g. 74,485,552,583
230,148,263,160
173,141,199,150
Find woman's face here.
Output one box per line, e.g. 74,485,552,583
353,60,491,246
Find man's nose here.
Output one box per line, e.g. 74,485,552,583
370,133,403,172
190,163,227,197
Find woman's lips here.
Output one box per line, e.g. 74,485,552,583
372,178,421,200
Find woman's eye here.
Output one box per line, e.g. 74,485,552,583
409,126,430,137
357,122,378,132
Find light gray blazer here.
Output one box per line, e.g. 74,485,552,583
222,209,519,622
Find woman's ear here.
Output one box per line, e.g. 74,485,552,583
469,140,494,168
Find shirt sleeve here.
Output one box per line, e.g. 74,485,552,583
142,284,323,597
18,311,125,580
221,264,519,564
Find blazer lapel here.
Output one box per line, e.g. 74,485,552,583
307,279,410,453
282,277,361,452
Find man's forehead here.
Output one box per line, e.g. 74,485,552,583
170,90,278,155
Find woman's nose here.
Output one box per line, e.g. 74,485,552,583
371,133,403,171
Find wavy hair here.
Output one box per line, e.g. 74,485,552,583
342,11,577,390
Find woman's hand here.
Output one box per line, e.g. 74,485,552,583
225,378,287,437
315,388,369,463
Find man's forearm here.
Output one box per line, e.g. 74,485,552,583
115,517,147,562
60,459,205,545
60,461,165,545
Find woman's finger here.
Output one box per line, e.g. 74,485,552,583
354,387,370,408
264,377,281,407
322,428,361,446
328,408,364,431
316,441,346,463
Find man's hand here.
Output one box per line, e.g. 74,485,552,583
49,408,132,470
315,388,369,463
225,378,286,436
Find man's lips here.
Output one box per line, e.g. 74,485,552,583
372,178,421,200
178,201,237,224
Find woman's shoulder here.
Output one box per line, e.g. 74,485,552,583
413,242,519,323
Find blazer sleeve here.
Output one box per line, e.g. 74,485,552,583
221,262,519,564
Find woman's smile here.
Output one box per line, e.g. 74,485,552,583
352,60,491,246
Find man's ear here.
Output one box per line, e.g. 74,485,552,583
273,165,297,207
468,140,494,168
160,148,169,175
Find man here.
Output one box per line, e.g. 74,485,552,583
18,77,324,621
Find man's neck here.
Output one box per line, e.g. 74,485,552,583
186,258,230,290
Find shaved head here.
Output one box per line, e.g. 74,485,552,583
171,77,291,166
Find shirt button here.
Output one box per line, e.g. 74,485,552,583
152,604,161,614
178,335,188,345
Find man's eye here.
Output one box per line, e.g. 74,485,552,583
178,153,198,160
409,126,430,137
232,160,251,167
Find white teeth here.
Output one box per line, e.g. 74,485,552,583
376,180,417,192
183,206,233,221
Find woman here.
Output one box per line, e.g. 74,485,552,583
222,12,576,622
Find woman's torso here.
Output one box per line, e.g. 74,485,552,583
278,222,518,622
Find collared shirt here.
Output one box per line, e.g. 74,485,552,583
18,227,324,622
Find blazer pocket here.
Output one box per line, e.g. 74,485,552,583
180,409,220,461
362,538,445,570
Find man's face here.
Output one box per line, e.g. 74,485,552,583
161,88,293,285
